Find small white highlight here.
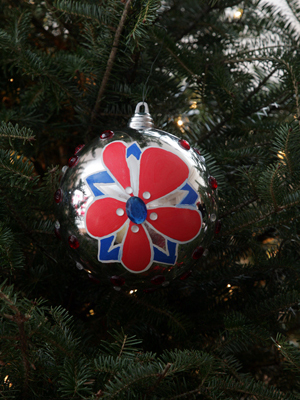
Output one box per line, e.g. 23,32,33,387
76,262,84,270
143,191,151,199
116,208,124,216
125,187,133,194
177,118,183,126
131,225,139,233
150,212,158,221
211,213,216,222
233,10,242,19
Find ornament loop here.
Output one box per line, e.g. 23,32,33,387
128,101,154,131
135,102,149,114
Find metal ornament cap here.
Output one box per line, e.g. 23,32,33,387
128,102,154,130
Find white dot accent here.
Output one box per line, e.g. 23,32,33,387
131,225,139,233
211,213,216,222
75,262,84,270
125,187,133,194
143,191,151,199
150,212,158,221
116,208,124,216
55,220,60,229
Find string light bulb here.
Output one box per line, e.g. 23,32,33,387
233,8,243,19
177,117,183,127
4,375,12,388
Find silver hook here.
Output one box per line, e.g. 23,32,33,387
135,102,149,114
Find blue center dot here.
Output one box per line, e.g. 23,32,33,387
126,196,147,224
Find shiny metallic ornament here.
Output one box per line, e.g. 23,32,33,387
55,102,218,289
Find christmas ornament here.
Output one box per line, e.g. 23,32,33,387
55,102,218,289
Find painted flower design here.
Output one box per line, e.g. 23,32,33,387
85,141,202,273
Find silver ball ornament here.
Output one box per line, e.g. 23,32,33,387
55,103,218,289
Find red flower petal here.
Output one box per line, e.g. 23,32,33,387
147,207,202,242
86,197,127,237
102,142,131,190
122,222,152,273
138,148,189,202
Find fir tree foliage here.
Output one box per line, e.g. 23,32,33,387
2,0,300,399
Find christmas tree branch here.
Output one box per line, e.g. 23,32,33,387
117,334,128,359
123,292,187,334
88,0,133,132
2,193,57,264
280,59,300,123
223,199,300,236
243,69,278,104
144,363,171,399
219,197,258,219
0,289,31,396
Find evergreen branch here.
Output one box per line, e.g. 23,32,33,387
280,59,300,122
270,165,280,210
123,292,187,334
0,161,33,181
0,184,35,194
198,115,231,143
152,29,199,79
164,45,198,78
145,363,172,399
44,0,81,43
2,193,57,264
88,0,133,133
172,3,213,41
53,0,116,31
273,335,300,374
243,68,278,104
0,289,30,397
169,387,213,400
131,0,150,37
226,44,294,59
198,87,288,144
117,334,128,360
219,197,258,219
222,199,300,236
105,372,159,398
0,122,35,143
284,128,293,175
0,290,20,316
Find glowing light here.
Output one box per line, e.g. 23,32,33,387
4,375,12,387
233,9,243,19
129,289,137,294
89,309,95,316
9,79,13,82
277,151,285,160
227,284,231,288
177,118,183,127
190,101,197,109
